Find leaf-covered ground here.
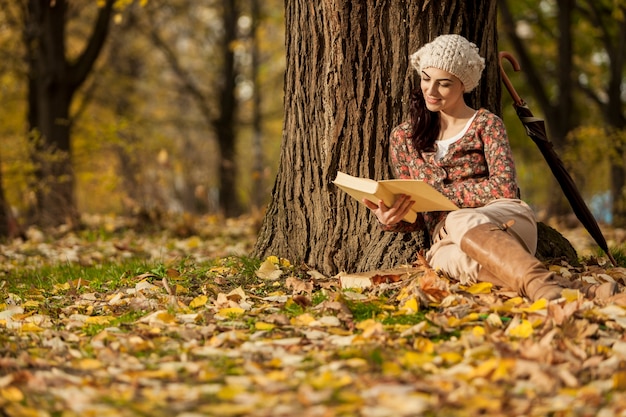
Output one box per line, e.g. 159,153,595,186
2,214,626,417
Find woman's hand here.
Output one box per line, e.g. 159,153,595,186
363,194,414,226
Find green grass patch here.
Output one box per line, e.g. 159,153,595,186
382,312,428,326
4,258,166,297
344,298,385,321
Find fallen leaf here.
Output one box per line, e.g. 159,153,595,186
189,295,208,308
255,259,283,280
507,319,534,338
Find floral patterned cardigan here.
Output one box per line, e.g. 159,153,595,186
380,108,520,240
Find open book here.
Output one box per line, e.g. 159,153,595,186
333,171,458,223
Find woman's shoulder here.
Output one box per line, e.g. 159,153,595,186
476,108,498,118
391,121,412,134
390,121,413,140
476,108,504,121
474,108,506,129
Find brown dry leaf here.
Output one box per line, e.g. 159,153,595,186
338,266,421,289
371,273,403,285
286,276,314,294
418,269,450,303
255,258,283,280
338,273,372,289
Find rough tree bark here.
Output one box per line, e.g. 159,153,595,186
253,0,501,276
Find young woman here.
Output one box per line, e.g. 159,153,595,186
364,34,616,301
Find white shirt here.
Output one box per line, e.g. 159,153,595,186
435,113,478,161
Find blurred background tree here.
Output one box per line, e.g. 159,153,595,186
498,0,626,227
0,0,623,239
0,0,284,235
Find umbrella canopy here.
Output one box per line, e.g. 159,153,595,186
499,52,617,267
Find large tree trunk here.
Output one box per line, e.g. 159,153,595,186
23,0,114,228
253,0,500,276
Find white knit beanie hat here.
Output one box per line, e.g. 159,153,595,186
410,34,485,92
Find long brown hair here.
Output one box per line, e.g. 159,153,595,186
409,88,439,151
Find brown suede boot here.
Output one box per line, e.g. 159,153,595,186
476,268,514,291
460,223,564,301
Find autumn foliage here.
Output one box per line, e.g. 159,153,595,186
2,216,626,415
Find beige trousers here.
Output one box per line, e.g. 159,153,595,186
426,198,537,285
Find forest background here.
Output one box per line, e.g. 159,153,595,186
2,2,626,415
0,0,624,238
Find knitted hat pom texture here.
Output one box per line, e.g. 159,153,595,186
410,34,486,92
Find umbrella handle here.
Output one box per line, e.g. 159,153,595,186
498,51,525,107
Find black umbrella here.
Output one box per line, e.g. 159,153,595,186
499,51,617,267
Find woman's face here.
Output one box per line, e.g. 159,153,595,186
420,67,465,113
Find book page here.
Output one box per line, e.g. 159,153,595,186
333,172,417,223
380,180,458,212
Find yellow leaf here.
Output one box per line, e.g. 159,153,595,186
472,326,485,337
218,307,244,317
470,358,499,378
356,319,385,339
85,316,116,325
291,313,316,326
504,297,524,306
175,284,189,294
156,311,176,323
189,295,208,309
413,337,435,353
264,370,287,381
523,298,548,312
382,361,403,376
492,358,515,381
467,396,502,412
22,300,40,308
198,403,255,416
447,316,462,327
1,387,24,402
614,371,626,390
356,319,377,330
185,236,201,249
400,297,418,314
216,384,246,400
52,282,70,293
255,322,275,331
465,282,493,294
266,255,280,264
20,323,44,332
210,266,231,274
135,369,177,379
402,351,433,367
463,312,480,323
309,371,352,390
562,288,581,302
508,319,533,338
439,351,463,365
74,358,103,370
